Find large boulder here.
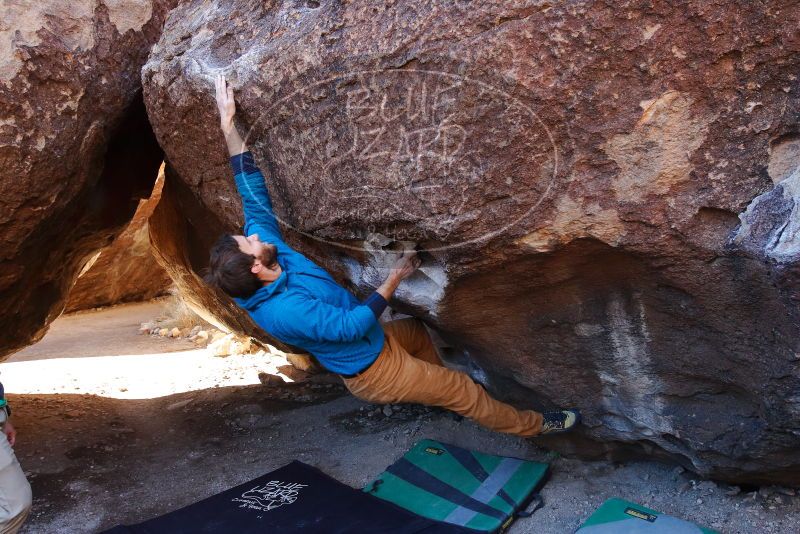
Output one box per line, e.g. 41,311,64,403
0,0,176,358
64,170,172,313
142,0,800,484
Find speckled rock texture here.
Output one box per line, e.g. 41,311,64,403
142,0,800,484
64,172,172,313
0,0,177,357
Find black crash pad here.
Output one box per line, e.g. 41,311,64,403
101,460,472,534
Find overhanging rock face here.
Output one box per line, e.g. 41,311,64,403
142,0,800,484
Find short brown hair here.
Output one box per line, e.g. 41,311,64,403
204,234,262,298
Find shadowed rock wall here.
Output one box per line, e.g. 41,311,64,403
0,0,177,357
141,0,800,484
64,171,173,313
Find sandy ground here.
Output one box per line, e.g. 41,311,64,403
3,301,799,533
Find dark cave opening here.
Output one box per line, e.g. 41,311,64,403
1,92,165,359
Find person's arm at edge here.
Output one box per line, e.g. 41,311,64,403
0,382,14,447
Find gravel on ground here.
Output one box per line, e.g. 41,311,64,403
3,301,797,533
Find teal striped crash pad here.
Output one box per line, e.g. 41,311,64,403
576,498,720,533
364,439,549,533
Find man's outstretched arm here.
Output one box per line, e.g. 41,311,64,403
215,74,283,242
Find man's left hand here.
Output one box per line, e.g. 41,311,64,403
389,250,421,282
215,74,236,133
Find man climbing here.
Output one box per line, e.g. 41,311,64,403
204,75,581,438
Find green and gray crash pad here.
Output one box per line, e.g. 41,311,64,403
365,439,549,533
576,498,720,533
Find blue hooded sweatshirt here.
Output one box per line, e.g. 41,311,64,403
230,152,385,375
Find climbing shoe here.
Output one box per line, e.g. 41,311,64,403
539,409,581,435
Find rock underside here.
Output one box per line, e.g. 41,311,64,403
3,0,800,486
141,0,800,485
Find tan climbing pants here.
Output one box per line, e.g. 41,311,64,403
344,318,543,437
0,430,31,534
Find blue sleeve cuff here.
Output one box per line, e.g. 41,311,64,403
230,151,259,175
363,292,388,318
